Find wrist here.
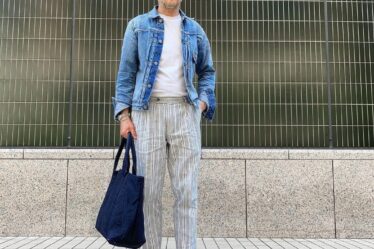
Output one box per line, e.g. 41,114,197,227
118,112,131,122
200,100,207,111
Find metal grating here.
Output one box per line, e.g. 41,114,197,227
69,0,154,147
329,0,374,147
0,0,373,147
197,0,328,147
0,0,72,147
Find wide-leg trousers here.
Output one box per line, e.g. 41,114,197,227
130,96,202,249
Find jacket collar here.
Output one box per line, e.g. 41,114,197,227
148,4,187,21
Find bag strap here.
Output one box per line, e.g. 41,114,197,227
122,132,137,175
113,132,137,175
113,136,126,173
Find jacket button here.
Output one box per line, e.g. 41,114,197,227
159,18,163,23
147,84,151,88
154,61,158,65
158,39,163,44
143,104,148,109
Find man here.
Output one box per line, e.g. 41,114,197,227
111,0,216,248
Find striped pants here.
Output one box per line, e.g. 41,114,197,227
131,96,202,249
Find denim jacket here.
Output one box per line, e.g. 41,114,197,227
112,5,216,123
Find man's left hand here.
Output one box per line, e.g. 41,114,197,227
199,100,207,113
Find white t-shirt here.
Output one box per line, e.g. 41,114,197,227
151,12,187,97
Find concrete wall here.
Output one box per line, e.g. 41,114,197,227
0,148,373,238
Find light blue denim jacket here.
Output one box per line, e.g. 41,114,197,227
112,5,216,123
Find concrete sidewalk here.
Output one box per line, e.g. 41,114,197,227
0,237,373,249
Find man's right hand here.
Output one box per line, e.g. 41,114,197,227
120,117,138,140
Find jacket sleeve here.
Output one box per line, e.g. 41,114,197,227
112,19,139,123
196,27,217,122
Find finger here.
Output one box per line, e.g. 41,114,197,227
130,128,137,140
134,130,138,140
130,122,137,139
122,130,129,139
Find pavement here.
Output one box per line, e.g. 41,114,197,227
0,237,374,249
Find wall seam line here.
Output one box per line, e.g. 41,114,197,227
332,159,337,238
245,159,248,238
65,159,69,236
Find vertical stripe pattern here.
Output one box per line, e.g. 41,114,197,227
131,96,201,249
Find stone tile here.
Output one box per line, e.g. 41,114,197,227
162,159,246,237
65,160,114,236
0,149,23,158
0,160,67,236
246,159,335,238
334,160,374,238
202,149,288,159
24,149,113,159
289,149,374,160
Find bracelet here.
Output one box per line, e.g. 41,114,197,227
118,112,131,122
119,116,130,122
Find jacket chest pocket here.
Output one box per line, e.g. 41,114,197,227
188,34,198,65
135,29,152,60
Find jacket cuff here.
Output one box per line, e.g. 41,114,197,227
112,96,131,124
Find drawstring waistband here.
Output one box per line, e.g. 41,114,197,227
149,96,189,103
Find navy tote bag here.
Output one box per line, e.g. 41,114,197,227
95,132,146,248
